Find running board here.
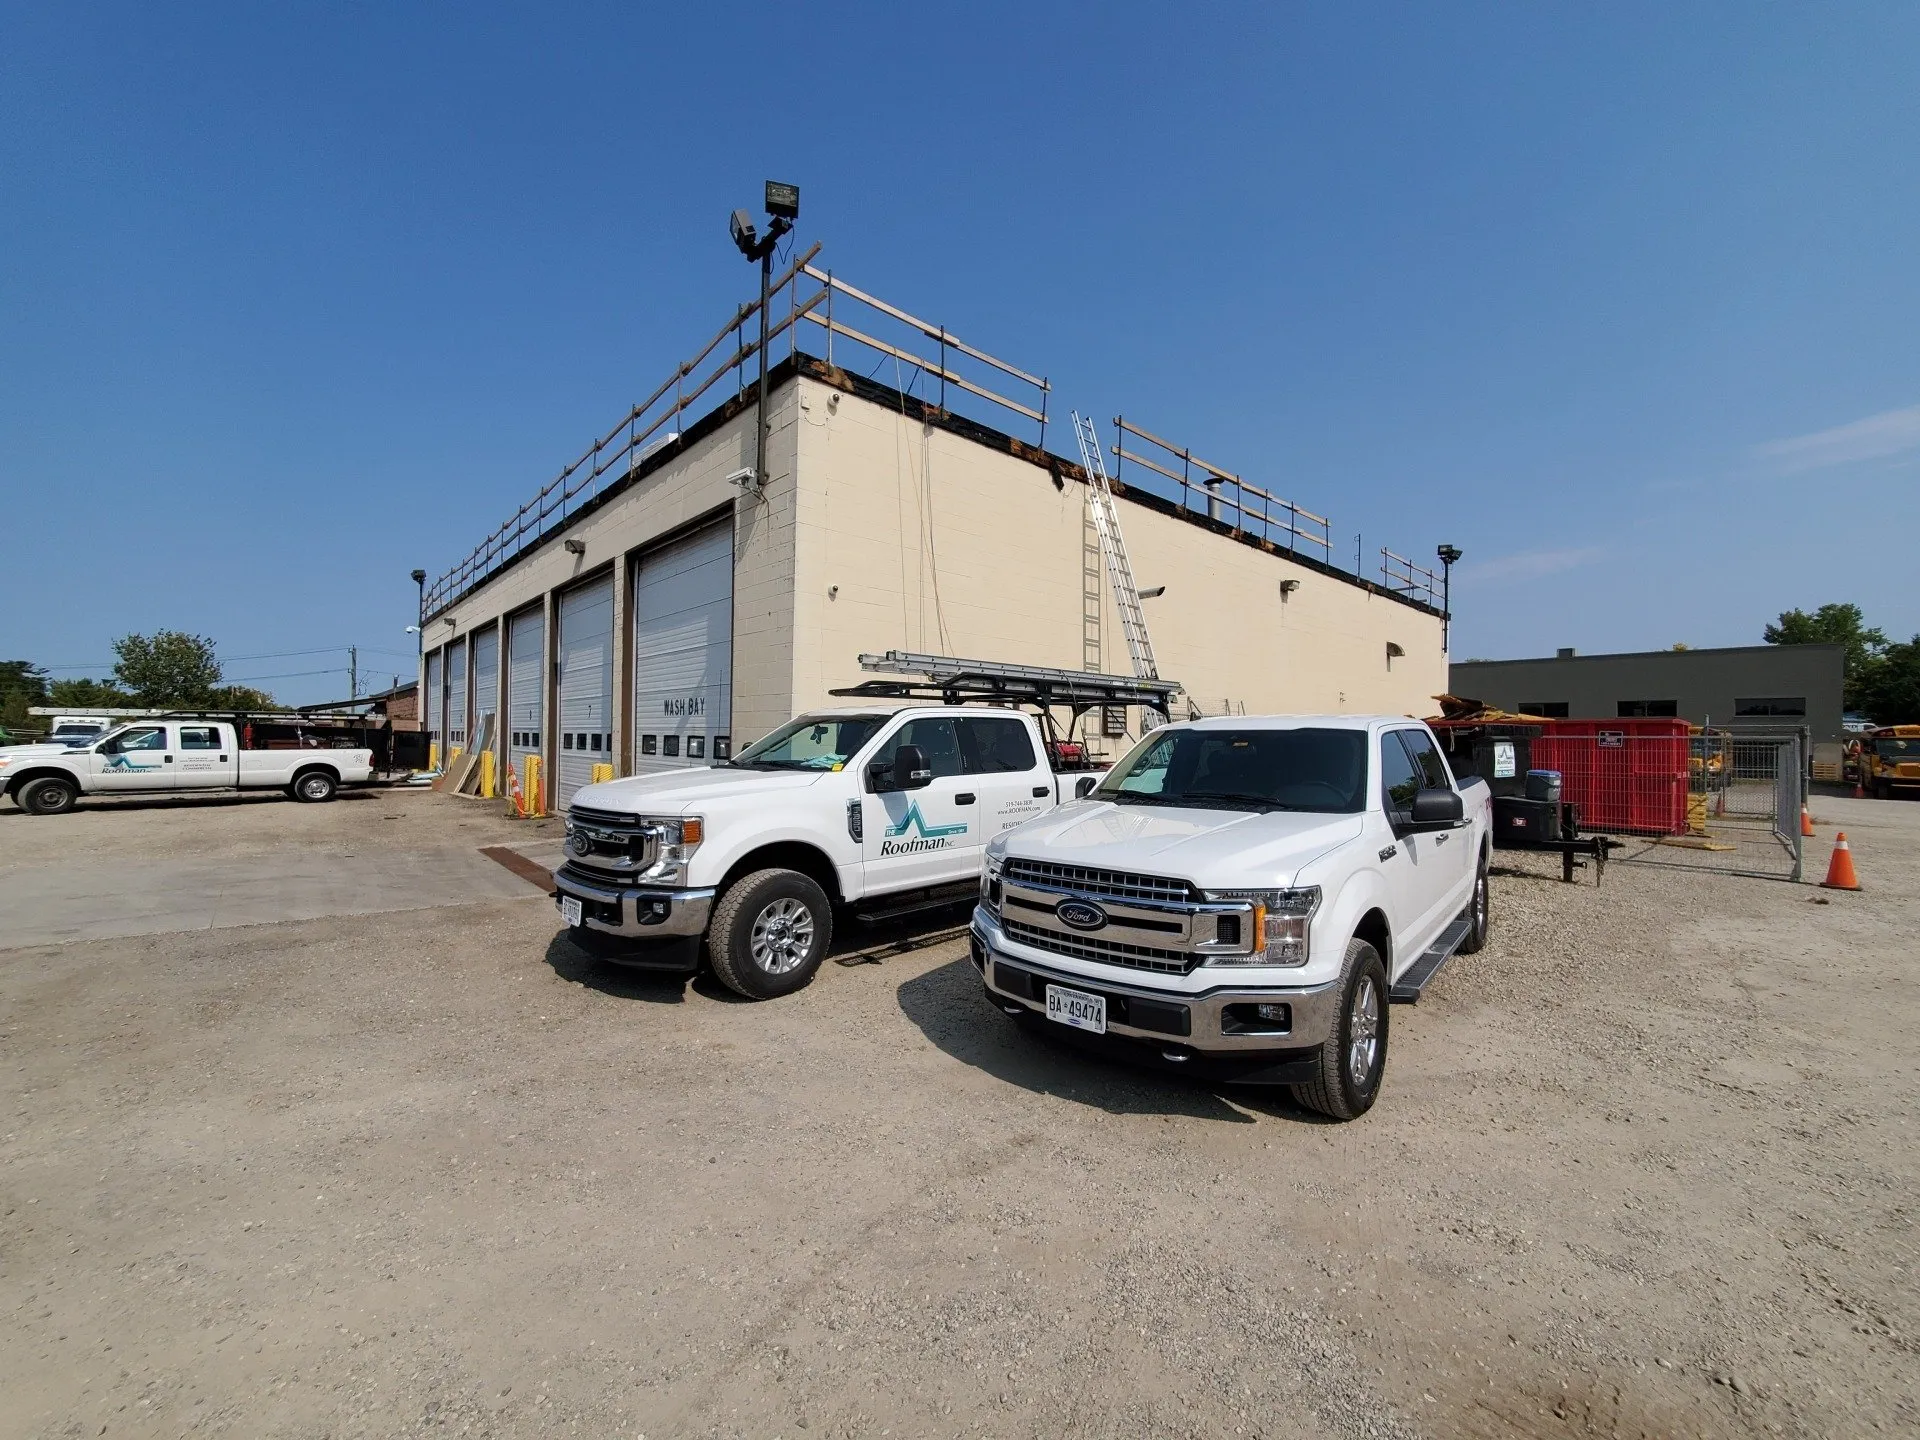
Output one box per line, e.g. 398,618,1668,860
853,884,977,925
1389,911,1473,1004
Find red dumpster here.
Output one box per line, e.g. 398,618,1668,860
1529,717,1689,836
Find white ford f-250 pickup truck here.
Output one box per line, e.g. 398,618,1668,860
552,704,1107,999
2,719,375,815
971,714,1493,1121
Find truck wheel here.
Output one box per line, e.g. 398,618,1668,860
707,868,833,1000
1456,854,1491,955
291,769,338,802
1293,939,1389,1122
1875,779,1891,801
18,777,79,816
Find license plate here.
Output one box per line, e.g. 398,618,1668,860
1045,983,1106,1035
559,895,583,928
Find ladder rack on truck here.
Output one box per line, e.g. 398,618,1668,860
829,649,1183,767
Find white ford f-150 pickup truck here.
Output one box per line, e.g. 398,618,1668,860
552,705,1106,999
2,720,375,815
971,715,1493,1120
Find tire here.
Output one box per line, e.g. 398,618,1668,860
291,769,338,803
1292,938,1390,1122
707,868,833,1000
1875,780,1891,801
1456,852,1491,955
17,776,79,816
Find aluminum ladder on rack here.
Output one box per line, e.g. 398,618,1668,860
1072,413,1162,722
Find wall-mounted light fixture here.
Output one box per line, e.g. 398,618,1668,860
727,465,763,501
1138,585,1167,599
564,538,586,555
1385,641,1405,669
1279,579,1300,598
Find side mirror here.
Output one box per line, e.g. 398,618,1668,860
1075,775,1099,799
894,744,933,790
1408,786,1464,830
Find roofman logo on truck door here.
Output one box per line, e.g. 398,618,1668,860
879,800,969,856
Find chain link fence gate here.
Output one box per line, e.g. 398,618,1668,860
1611,731,1805,881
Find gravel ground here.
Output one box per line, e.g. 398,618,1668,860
2,789,1915,1439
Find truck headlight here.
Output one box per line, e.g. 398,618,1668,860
1200,886,1319,967
980,852,1003,913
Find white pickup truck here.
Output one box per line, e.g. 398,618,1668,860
552,705,1107,998
971,715,1493,1121
1,719,375,815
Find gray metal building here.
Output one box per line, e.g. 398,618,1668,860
1449,644,1845,741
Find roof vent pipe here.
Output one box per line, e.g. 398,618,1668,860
1557,647,1576,659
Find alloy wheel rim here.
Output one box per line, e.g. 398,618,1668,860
1475,873,1488,929
303,777,327,798
750,897,815,975
1347,976,1380,1085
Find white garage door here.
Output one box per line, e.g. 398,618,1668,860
632,521,733,774
424,648,444,762
470,625,500,738
445,638,469,750
556,576,615,808
505,606,545,788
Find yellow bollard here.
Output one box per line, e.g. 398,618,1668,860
525,755,545,817
591,762,613,784
479,750,496,799
428,741,439,771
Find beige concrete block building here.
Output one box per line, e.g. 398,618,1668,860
419,273,1447,811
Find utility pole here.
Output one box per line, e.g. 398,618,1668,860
729,182,799,492
349,646,358,701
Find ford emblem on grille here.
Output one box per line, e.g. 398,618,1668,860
1056,899,1108,931
569,832,595,857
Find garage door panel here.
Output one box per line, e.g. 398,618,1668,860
633,522,732,774
424,649,444,760
446,640,469,749
557,577,614,808
471,627,499,730
506,608,544,772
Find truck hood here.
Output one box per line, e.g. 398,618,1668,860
570,765,825,814
1000,800,1365,889
0,743,74,765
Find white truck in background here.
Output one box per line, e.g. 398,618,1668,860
972,715,1494,1121
2,718,375,815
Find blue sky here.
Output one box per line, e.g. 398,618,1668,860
3,3,1917,702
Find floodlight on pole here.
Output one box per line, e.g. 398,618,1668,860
726,181,799,503
1436,545,1462,652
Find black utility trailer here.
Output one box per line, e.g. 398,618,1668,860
1428,713,1621,884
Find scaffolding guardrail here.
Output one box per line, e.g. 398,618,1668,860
1380,548,1441,608
1109,417,1331,561
423,246,1053,617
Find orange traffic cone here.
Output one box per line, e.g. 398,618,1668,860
1801,806,1815,837
1820,832,1861,891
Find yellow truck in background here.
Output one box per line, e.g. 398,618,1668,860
1859,726,1920,799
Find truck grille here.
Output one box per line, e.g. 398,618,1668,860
566,806,658,872
1002,918,1194,976
1002,858,1195,906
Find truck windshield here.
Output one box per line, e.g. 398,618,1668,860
1876,737,1919,761
732,715,888,771
1096,727,1369,813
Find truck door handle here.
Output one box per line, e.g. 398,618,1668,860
956,793,975,805
1032,786,1050,797
1435,832,1449,844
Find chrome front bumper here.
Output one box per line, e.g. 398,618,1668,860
972,907,1341,1053
553,861,715,939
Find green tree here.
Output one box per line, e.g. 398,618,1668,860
112,631,223,707
1763,603,1887,708
1858,637,1920,726
48,677,134,708
207,684,280,711
1,660,51,739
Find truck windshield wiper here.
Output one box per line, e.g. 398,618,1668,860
1178,791,1292,810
